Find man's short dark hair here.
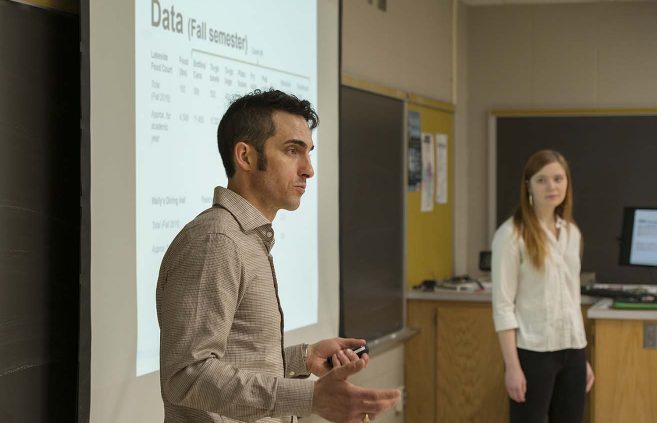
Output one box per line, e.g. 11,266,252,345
217,89,319,178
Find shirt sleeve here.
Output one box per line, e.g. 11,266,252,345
491,224,521,332
158,233,314,421
284,344,311,378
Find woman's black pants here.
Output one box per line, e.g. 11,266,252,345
509,348,587,423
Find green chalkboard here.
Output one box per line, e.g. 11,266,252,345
495,112,657,285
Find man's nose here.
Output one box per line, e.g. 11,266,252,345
301,155,314,178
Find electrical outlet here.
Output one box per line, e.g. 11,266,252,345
644,323,657,349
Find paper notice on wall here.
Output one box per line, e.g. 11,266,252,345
407,111,422,191
436,133,448,204
421,133,435,212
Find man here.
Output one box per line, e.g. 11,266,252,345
156,89,400,422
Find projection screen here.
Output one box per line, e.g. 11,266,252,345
88,0,339,420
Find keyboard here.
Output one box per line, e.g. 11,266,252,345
581,287,637,298
581,286,657,303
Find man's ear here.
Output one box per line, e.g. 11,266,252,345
234,141,256,172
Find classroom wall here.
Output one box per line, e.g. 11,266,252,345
342,0,454,102
461,2,657,275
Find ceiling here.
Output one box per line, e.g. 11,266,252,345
462,0,657,6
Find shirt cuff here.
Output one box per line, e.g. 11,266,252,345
273,377,314,417
284,344,311,378
493,313,519,332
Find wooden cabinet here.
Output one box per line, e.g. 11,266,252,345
592,319,657,423
405,300,507,423
406,299,594,423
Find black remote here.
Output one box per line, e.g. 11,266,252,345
326,344,369,368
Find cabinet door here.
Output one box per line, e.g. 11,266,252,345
406,301,438,422
436,304,508,423
594,319,657,423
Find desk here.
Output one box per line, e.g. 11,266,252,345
588,299,657,423
405,290,595,423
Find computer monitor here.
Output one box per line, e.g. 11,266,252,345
479,251,492,272
619,207,657,267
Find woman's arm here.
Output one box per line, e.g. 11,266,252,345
492,224,527,402
497,329,526,403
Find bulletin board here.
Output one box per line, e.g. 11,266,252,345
406,100,454,288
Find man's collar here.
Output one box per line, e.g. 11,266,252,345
213,186,271,232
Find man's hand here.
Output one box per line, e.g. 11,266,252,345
307,337,368,377
312,357,400,422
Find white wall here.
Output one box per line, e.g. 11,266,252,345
342,0,454,102
461,2,657,275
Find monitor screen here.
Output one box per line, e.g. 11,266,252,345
619,207,657,267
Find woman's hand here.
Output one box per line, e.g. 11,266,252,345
586,361,595,392
505,365,527,403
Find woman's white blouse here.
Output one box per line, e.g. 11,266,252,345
491,218,587,352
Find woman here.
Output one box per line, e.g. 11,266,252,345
492,150,594,423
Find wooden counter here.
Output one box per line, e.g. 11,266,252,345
406,291,594,423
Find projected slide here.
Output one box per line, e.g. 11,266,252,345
135,0,318,375
630,209,657,266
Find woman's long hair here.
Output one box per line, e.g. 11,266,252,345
512,150,574,269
